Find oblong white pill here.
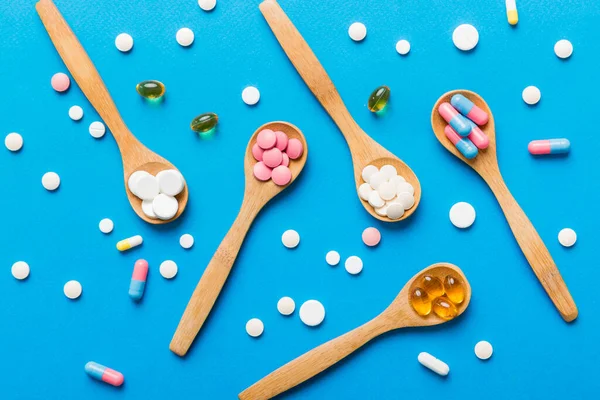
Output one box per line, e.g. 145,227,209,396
157,169,185,196
42,172,60,191
282,229,300,248
64,280,82,299
277,296,295,315
180,233,194,249
68,105,84,121
152,193,179,220
159,260,178,279
358,183,373,201
242,86,260,105
246,318,264,337
5,132,23,152
368,191,385,208
299,300,325,326
325,250,340,266
449,202,476,228
474,340,493,360
452,24,479,51
136,175,160,200
361,165,378,182
345,255,363,275
554,39,573,59
396,39,411,55
418,352,449,376
176,27,194,46
89,121,106,138
12,261,30,280
115,33,134,52
142,199,157,219
378,182,396,201
99,218,114,234
558,228,577,247
348,22,367,41
379,164,397,180
522,86,541,105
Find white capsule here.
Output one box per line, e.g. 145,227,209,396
418,352,449,376
116,235,143,251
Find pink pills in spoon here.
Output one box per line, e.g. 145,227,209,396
257,129,277,149
251,128,303,186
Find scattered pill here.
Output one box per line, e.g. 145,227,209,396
136,80,165,100
358,183,373,200
89,121,106,139
348,22,367,41
367,86,390,113
68,105,84,121
450,94,488,126
115,33,133,52
474,341,493,360
51,72,70,92
558,228,577,247
299,300,325,326
99,218,114,234
418,352,449,376
253,162,272,181
528,139,570,155
156,169,185,196
466,121,490,150
439,103,471,137
522,86,541,105
325,250,340,266
42,172,60,191
286,138,304,160
198,0,216,11
345,256,363,275
180,233,194,249
452,24,479,51
282,229,300,248
277,296,295,315
272,165,292,186
396,39,410,55
64,280,82,299
362,227,381,247
85,362,124,387
554,39,573,59
246,318,264,337
505,0,518,25
361,165,378,182
142,199,157,219
445,125,478,159
5,132,23,152
129,259,148,301
159,260,178,279
191,112,218,134
386,203,405,220
152,193,179,220
176,27,194,47
116,235,143,252
449,202,476,228
242,86,260,105
11,261,30,280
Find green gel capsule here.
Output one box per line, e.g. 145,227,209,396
368,85,390,113
136,80,165,100
190,112,218,135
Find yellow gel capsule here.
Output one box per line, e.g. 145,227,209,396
117,235,143,252
422,275,444,298
432,296,458,320
443,274,465,304
367,85,390,113
136,80,165,100
410,287,432,316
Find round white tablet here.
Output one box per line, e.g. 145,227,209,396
386,202,405,220
11,261,30,280
325,250,340,266
99,218,114,234
345,256,363,275
198,0,216,11
361,165,378,182
136,175,160,200
554,39,573,59
375,204,388,217
450,202,476,228
396,39,411,55
358,183,373,201
396,192,415,210
277,296,295,315
159,260,178,279
64,280,82,299
176,28,195,47
180,233,194,249
5,132,23,152
558,228,577,247
68,105,83,121
368,172,386,190
89,121,106,138
127,170,151,196
378,182,396,201
389,175,406,189
42,172,60,191
142,199,157,219
299,300,325,326
396,181,414,196
452,24,479,51
474,340,493,360
246,318,264,337
152,194,179,220
282,229,300,248
367,191,385,208
379,165,397,180
157,169,185,196
348,22,367,42
115,33,133,52
522,86,541,105
242,86,260,105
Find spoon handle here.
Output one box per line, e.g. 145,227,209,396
239,317,391,400
487,176,578,321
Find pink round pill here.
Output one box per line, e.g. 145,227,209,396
281,152,290,167
253,162,272,181
51,72,70,92
362,227,381,247
275,131,289,151
252,143,264,161
286,138,304,159
257,129,276,150
263,148,283,168
271,165,292,186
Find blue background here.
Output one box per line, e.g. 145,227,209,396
1,0,598,399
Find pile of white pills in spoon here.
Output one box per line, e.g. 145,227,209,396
128,169,185,220
359,164,415,219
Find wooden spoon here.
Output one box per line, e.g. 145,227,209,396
431,90,577,322
170,121,308,356
36,0,188,224
239,262,470,400
259,0,420,222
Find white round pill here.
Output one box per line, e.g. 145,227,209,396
377,182,397,201
160,260,178,279
152,193,179,220
136,174,160,200
452,24,479,51
367,191,385,208
277,296,295,315
128,170,151,197
395,192,415,210
558,228,577,247
396,39,411,55
554,39,573,59
42,172,60,191
386,202,405,220
198,0,216,11
368,172,386,190
180,233,194,249
345,256,363,275
450,202,476,228
64,280,82,299
246,318,264,337
5,132,23,152
242,86,260,105
142,199,157,219
299,300,325,326
89,121,106,138
396,181,414,196
389,175,406,189
11,261,30,280
68,105,84,121
99,218,114,234
522,86,541,105
361,165,378,182
115,33,133,52
379,164,397,180
375,204,388,217
176,27,195,47
157,169,185,196
474,340,493,360
325,250,340,266
348,22,367,42
358,183,373,201
282,229,300,248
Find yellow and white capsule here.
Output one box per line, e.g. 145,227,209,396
506,0,518,25
117,235,143,251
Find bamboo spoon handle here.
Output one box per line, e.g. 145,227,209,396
239,317,390,400
487,176,578,321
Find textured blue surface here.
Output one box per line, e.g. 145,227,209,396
1,0,599,399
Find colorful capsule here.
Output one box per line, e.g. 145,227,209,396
129,259,148,301
85,362,124,387
410,287,432,316
368,85,390,113
443,275,465,304
506,0,518,26
438,103,472,136
136,80,165,100
467,120,489,150
190,112,218,134
528,139,570,155
445,125,478,159
116,235,143,252
451,94,489,126
432,296,458,320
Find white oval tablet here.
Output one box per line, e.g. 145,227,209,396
246,318,264,337
348,22,367,42
345,255,363,275
136,175,160,200
299,300,325,326
99,218,114,234
89,121,106,138
386,203,404,220
152,194,179,220
180,233,194,249
142,199,157,219
554,39,573,59
368,172,386,190
396,192,415,210
42,172,60,191
396,39,411,55
361,165,378,182
115,33,133,52
522,86,541,105
452,24,479,51
128,170,151,197
282,229,300,248
379,164,397,180
160,260,178,279
358,183,373,201
5,132,23,152
418,352,449,376
450,202,476,228
176,27,195,47
367,191,385,208
396,181,414,196
325,250,340,266
378,182,397,201
11,261,30,280
242,86,260,105
277,296,295,315
198,0,216,11
68,105,84,121
157,169,185,196
474,340,493,360
64,280,82,299
558,228,577,247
